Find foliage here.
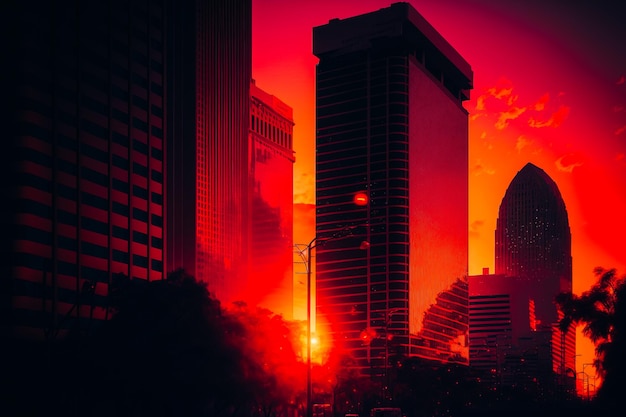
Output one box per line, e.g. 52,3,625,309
226,302,306,417
3,270,307,417
73,269,256,417
556,267,626,409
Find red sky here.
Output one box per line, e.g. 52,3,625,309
252,0,626,378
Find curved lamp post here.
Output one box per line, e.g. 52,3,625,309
297,224,369,417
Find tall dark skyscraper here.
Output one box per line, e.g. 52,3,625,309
2,0,166,339
494,162,574,380
166,0,252,305
495,162,572,324
313,2,472,374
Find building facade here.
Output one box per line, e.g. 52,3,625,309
313,2,472,375
249,80,295,318
492,162,575,386
166,0,252,305
2,0,166,340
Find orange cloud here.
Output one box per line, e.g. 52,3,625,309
469,220,484,238
293,172,314,204
495,107,526,129
515,135,531,153
555,153,584,173
476,95,487,111
472,160,495,176
474,83,515,112
487,86,514,100
528,104,570,128
533,93,550,111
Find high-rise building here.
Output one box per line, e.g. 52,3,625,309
493,162,574,382
249,80,295,318
469,271,554,389
312,2,472,374
166,0,252,305
1,0,167,340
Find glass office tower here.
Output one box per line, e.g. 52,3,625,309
166,0,252,305
495,162,574,379
313,3,473,374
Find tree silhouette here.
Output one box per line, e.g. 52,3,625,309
226,302,306,417
68,270,256,416
556,267,626,411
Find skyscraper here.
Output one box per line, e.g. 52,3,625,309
313,2,472,374
495,163,572,325
494,162,574,381
1,0,166,339
166,0,252,305
249,79,295,318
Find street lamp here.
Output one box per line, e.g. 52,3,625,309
383,308,407,404
304,236,317,417
582,363,594,401
297,224,369,417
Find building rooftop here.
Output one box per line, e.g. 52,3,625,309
313,2,472,90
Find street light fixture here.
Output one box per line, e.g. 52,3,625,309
383,308,407,404
297,224,369,417
582,363,594,401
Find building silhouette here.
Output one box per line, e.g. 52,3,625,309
1,0,167,339
166,0,252,305
312,2,472,375
495,163,572,318
469,271,554,391
495,163,574,377
470,162,575,391
249,79,295,318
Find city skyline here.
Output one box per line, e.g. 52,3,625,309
252,0,626,372
7,0,626,380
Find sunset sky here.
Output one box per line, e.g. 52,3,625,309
252,0,626,374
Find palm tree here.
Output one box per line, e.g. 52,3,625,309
555,267,626,409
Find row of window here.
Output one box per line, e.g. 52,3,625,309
17,142,163,180
13,250,162,277
16,215,163,249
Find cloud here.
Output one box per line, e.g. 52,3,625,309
488,86,514,100
472,160,495,176
474,83,515,112
615,125,626,136
469,220,484,238
555,153,584,173
515,135,531,153
616,153,625,161
612,105,625,113
617,75,625,85
528,105,570,128
533,93,550,111
476,95,486,111
495,107,526,129
293,172,314,204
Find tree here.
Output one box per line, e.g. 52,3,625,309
226,302,306,417
556,267,626,409
67,269,266,417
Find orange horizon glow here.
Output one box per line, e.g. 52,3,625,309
253,0,626,386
